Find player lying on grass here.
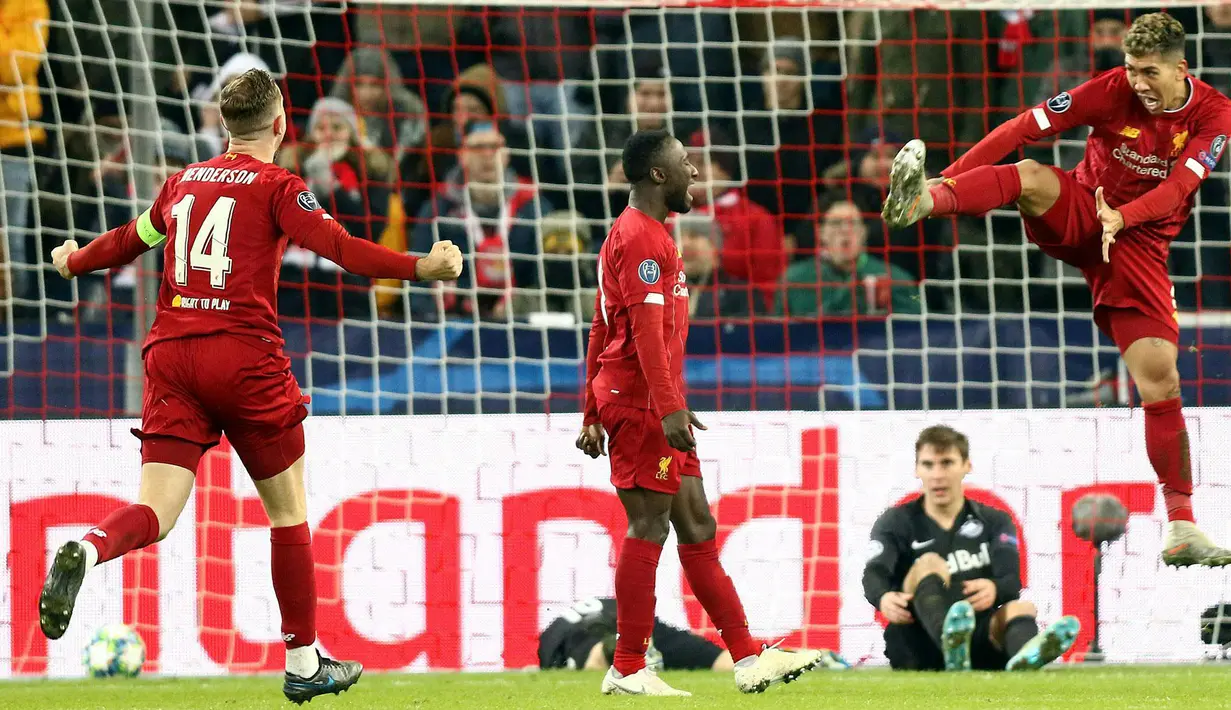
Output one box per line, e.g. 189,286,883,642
575,129,824,696
863,425,1080,671
39,68,462,704
538,596,851,674
881,12,1231,569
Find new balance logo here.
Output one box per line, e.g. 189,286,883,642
1119,126,1140,139
911,539,934,550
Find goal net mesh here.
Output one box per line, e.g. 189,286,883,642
1,0,1230,677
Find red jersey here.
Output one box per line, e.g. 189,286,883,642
67,152,421,352
948,70,1231,239
944,70,1231,320
583,207,689,423
142,153,330,350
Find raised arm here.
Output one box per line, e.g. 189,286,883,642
292,219,461,281
944,72,1121,178
275,174,461,282
59,178,177,279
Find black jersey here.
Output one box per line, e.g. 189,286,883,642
537,597,722,671
862,496,1023,611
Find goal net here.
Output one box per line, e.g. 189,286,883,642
1,0,1230,677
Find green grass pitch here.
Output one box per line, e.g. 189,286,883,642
2,666,1226,710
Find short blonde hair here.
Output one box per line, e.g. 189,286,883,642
1124,12,1186,59
219,69,282,139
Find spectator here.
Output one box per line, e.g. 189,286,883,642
572,55,672,221
412,121,550,322
425,63,535,192
846,10,988,172
277,97,395,321
676,217,766,321
781,189,921,317
510,210,596,322
1,0,49,302
686,128,786,313
741,37,843,241
329,48,428,173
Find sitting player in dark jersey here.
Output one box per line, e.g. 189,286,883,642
863,425,1080,671
40,69,462,704
575,129,823,696
881,13,1231,568
538,597,851,674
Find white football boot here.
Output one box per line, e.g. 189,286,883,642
733,643,825,694
1161,520,1231,567
600,666,691,697
881,139,933,229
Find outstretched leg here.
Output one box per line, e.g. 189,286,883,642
672,476,823,693
40,452,198,640
901,553,975,671
882,139,1062,229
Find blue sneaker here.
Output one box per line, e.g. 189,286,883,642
941,600,975,671
1006,616,1081,671
282,651,363,704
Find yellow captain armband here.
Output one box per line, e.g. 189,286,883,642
137,209,166,247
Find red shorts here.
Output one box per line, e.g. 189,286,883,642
598,401,701,495
135,335,309,479
1023,166,1179,351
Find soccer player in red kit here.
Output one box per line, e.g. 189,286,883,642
38,69,463,703
881,13,1231,568
575,130,823,696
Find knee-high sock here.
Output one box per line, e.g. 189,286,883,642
1144,397,1194,523
82,504,160,566
677,540,760,662
1001,615,1040,659
613,538,663,676
911,574,958,647
929,164,1024,217
271,523,317,650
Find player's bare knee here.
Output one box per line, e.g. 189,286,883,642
672,509,716,545
1002,600,1037,620
627,514,671,546
904,552,950,592
1125,338,1182,403
1013,159,1059,216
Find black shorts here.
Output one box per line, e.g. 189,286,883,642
883,610,1010,671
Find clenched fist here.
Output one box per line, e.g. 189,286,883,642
415,240,464,281
51,240,79,279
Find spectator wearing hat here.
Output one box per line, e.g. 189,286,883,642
740,37,843,254
411,121,550,322
424,64,541,202
276,97,395,321
686,127,786,313
510,210,597,322
781,188,920,318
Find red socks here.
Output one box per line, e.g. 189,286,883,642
929,164,1023,216
678,540,760,662
271,523,317,649
1143,398,1195,523
83,504,160,564
613,537,663,676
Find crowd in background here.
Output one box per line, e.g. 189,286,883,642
4,1,1231,331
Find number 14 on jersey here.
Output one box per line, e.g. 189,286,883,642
170,195,235,289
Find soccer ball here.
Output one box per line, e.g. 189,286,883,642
82,624,146,678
